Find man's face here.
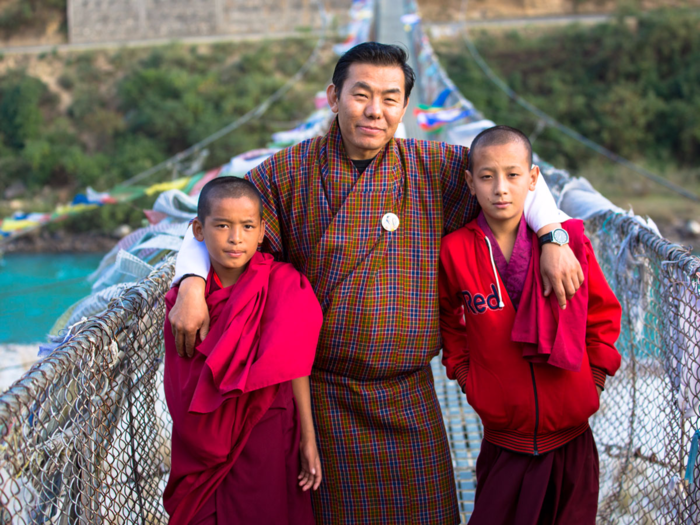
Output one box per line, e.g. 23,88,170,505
466,141,539,224
327,63,409,160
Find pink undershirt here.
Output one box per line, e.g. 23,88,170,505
477,212,533,310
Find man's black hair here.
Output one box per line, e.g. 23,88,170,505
332,42,415,105
197,177,263,222
468,125,533,172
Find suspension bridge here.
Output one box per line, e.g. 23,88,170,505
1,0,699,523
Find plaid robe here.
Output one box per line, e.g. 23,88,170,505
247,119,477,524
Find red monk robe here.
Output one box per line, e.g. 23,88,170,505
163,251,322,525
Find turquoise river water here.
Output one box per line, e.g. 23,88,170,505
0,253,105,344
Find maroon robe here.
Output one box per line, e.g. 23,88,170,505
163,252,322,524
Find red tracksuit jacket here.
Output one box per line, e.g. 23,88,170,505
439,218,622,455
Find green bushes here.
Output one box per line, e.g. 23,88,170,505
435,8,700,173
0,0,66,39
0,38,331,197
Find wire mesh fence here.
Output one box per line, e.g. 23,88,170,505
0,258,175,524
577,209,700,525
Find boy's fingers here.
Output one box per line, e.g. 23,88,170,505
300,474,312,491
313,460,322,489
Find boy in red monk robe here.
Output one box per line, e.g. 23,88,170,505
163,177,323,525
439,126,622,525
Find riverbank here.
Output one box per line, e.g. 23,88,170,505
1,229,117,253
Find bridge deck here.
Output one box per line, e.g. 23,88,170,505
375,0,483,522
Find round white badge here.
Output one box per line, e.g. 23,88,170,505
381,213,400,232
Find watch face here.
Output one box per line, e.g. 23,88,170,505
554,229,569,244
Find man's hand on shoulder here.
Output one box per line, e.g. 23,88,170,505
538,225,584,309
169,276,210,358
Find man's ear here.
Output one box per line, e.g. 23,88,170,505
465,170,476,196
326,83,339,113
192,218,205,242
529,165,540,192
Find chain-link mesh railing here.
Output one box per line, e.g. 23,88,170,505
589,214,700,524
544,169,700,525
0,259,175,524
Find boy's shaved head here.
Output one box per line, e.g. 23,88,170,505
468,125,533,172
197,177,263,222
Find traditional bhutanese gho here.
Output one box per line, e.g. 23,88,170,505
246,118,472,524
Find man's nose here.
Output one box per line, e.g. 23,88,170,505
365,96,381,119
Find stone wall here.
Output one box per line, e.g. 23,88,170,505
67,0,349,44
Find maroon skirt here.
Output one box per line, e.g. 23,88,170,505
189,382,314,525
468,427,599,525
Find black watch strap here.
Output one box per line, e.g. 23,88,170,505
538,231,555,247
179,273,206,283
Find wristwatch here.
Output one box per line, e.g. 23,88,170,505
538,228,569,247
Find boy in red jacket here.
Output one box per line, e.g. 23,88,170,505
439,126,621,525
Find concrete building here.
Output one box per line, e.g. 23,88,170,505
67,0,348,44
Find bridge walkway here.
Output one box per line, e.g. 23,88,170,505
377,1,482,522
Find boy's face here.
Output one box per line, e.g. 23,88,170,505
192,196,265,275
466,141,539,223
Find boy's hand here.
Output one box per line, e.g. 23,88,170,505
597,386,603,399
169,277,210,358
298,437,322,491
540,242,584,310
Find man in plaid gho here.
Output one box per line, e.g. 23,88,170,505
169,43,584,524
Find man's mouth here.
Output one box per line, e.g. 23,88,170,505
225,251,245,258
492,202,511,209
357,125,384,135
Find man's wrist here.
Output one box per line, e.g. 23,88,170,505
179,273,206,284
179,274,206,291
538,228,570,248
536,223,561,237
